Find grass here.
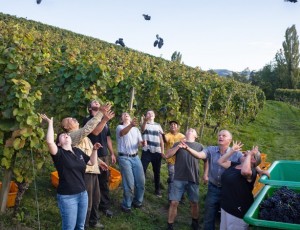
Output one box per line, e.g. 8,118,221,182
1,100,300,229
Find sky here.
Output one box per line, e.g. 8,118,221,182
1,0,300,72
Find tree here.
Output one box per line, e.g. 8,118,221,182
282,25,300,89
171,51,182,63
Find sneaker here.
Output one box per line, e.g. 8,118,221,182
132,203,142,208
101,209,113,218
155,190,162,198
121,205,131,213
89,222,104,229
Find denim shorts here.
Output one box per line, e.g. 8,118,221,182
169,180,199,202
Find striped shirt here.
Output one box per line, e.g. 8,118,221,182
142,122,163,153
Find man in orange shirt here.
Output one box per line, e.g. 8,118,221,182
162,121,185,201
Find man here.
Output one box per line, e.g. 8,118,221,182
83,100,116,218
161,120,185,200
183,130,269,230
140,110,164,197
116,112,146,213
165,128,204,230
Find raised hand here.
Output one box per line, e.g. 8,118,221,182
131,117,138,127
93,142,103,150
39,113,53,124
231,140,243,152
99,103,112,114
103,110,115,121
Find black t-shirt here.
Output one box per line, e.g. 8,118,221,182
51,147,90,195
83,116,111,157
221,161,257,218
174,142,204,184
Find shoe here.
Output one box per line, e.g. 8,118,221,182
121,206,131,213
167,223,174,230
132,203,142,208
89,222,104,229
155,190,162,198
101,209,113,218
191,220,199,230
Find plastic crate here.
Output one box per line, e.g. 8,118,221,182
259,160,300,187
0,181,18,208
51,167,122,190
244,185,300,229
253,162,271,196
51,171,59,188
109,166,122,190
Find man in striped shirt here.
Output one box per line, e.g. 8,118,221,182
141,110,164,197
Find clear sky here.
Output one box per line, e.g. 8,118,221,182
1,0,300,72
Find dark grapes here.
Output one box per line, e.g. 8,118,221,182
259,186,300,224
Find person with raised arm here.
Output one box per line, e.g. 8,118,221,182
218,143,261,230
40,114,100,230
165,128,204,230
181,130,269,230
82,100,116,218
116,112,146,213
140,110,164,197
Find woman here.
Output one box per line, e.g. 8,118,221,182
41,114,99,230
116,112,146,212
217,141,261,230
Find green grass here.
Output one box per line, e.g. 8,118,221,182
1,100,300,229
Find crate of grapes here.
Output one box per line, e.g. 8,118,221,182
259,160,300,187
244,185,300,229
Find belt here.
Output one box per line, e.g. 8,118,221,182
118,153,138,157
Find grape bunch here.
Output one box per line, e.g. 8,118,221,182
259,186,300,224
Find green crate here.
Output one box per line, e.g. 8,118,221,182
259,160,300,187
244,185,300,229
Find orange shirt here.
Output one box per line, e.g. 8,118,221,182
164,132,185,165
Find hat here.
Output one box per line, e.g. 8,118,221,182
169,120,179,125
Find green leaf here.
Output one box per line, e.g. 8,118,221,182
13,138,22,150
7,63,18,70
0,119,18,131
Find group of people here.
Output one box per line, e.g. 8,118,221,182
41,104,269,230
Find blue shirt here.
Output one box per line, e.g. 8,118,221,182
203,146,243,187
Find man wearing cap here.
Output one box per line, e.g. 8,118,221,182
161,120,185,201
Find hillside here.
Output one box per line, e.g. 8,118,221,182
1,100,300,230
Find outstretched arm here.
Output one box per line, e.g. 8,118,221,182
92,109,115,136
40,114,58,155
165,144,180,159
179,141,206,159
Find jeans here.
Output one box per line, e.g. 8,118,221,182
98,155,111,211
203,182,222,230
57,191,88,230
141,150,162,192
118,155,145,209
84,173,100,227
167,164,175,200
169,180,199,202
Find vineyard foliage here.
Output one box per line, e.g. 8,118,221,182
0,13,265,183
